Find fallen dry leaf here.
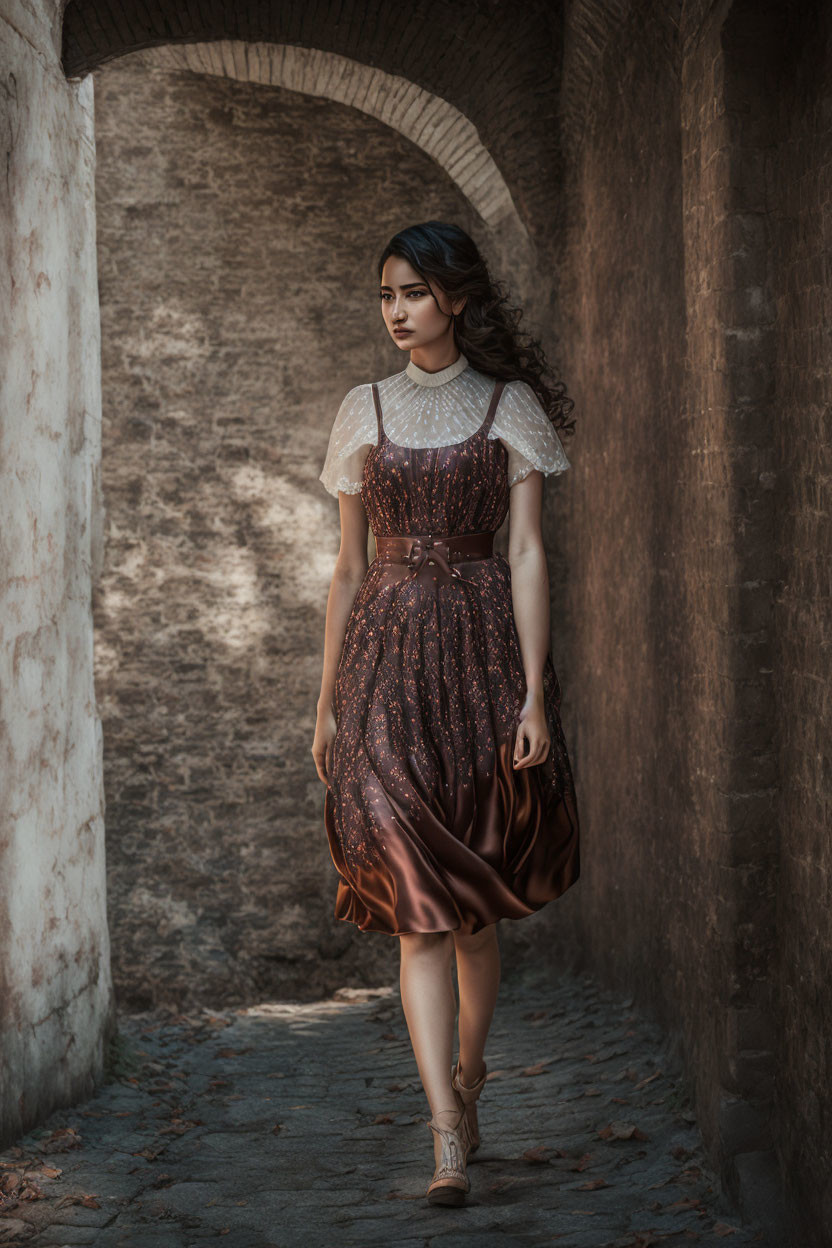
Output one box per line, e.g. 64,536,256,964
670,1144,695,1161
522,1145,550,1164
568,1152,594,1171
520,1061,553,1077
372,1114,395,1125
132,1145,164,1161
148,1173,174,1189
57,1192,100,1210
16,1183,45,1202
598,1120,650,1142
38,1127,82,1154
576,1177,611,1189
667,1195,706,1210
158,1118,201,1136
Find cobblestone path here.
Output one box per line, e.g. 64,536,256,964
0,965,773,1247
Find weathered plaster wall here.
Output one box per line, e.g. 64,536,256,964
0,0,114,1145
91,52,546,1009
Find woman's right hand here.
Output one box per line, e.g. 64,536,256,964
312,701,337,788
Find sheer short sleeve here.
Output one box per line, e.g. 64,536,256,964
492,380,571,488
318,384,378,497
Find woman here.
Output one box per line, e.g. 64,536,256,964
312,221,580,1206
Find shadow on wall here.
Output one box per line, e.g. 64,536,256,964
90,50,533,1011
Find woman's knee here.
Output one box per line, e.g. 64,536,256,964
399,930,454,958
453,923,498,953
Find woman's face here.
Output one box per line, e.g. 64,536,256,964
379,255,465,353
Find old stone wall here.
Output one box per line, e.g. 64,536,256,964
0,0,114,1145
555,0,689,1041
91,52,547,1009
770,2,832,1238
553,0,790,1231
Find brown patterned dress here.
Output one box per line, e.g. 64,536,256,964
324,376,580,935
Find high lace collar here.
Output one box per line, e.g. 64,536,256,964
405,352,469,388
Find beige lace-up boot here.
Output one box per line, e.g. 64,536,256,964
425,1102,470,1205
451,1059,487,1155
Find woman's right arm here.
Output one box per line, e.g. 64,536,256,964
312,491,370,787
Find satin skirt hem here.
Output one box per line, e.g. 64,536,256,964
332,867,580,938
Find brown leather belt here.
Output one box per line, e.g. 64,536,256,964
374,531,495,589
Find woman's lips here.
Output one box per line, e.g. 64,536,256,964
394,328,412,336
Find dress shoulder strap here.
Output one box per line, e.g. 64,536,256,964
481,378,506,436
371,382,384,442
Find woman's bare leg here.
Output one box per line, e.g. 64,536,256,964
398,931,460,1165
452,924,501,1084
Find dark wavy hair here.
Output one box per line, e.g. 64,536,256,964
377,221,576,437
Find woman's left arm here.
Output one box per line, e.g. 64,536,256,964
507,469,551,769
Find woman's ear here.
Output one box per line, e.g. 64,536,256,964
453,296,467,317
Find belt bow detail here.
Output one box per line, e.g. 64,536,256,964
405,535,471,584
373,530,494,591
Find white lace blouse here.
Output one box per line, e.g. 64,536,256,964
319,352,571,498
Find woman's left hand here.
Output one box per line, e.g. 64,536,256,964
514,690,551,769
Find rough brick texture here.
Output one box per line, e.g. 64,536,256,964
768,2,832,1238
552,0,793,1236
91,52,549,1011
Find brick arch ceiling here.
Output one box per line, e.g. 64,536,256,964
125,40,530,247
61,0,564,255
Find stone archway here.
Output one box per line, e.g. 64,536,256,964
126,39,533,286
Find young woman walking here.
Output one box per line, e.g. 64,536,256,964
312,221,580,1206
